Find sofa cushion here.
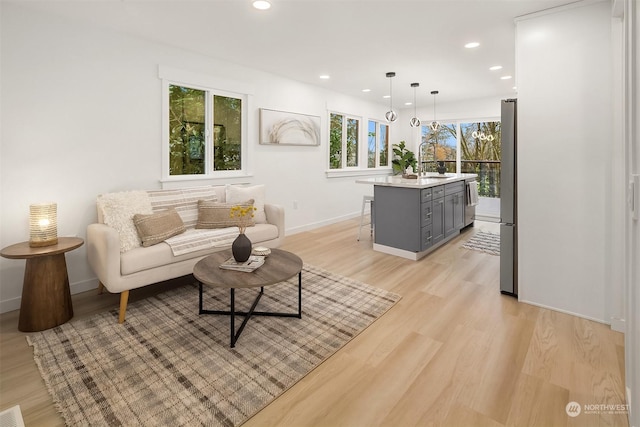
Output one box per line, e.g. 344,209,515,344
120,224,280,275
225,184,267,223
133,208,186,247
196,199,255,229
147,186,220,228
97,191,152,253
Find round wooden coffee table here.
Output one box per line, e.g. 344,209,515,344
0,237,84,332
193,248,303,347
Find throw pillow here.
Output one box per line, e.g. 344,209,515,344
147,186,219,229
196,199,255,229
97,191,153,253
133,208,186,247
225,184,267,224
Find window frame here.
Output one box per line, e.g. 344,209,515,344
159,66,253,184
326,111,392,178
420,117,500,174
329,111,362,170
367,119,390,169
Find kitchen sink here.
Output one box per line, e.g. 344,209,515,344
421,174,451,179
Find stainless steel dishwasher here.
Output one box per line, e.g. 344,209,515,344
464,178,477,227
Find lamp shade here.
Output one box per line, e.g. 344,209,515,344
29,202,58,247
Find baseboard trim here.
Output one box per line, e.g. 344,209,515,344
475,214,500,223
286,212,360,235
72,278,101,295
0,278,100,315
518,298,609,325
610,316,626,333
0,297,21,314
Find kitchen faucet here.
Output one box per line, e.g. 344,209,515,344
418,141,438,175
418,141,427,175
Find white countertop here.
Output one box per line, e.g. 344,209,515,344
356,173,477,189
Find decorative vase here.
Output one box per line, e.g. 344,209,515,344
436,161,447,175
232,233,252,263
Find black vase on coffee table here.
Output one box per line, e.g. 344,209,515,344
232,233,252,262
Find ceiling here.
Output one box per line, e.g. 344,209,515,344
8,0,579,107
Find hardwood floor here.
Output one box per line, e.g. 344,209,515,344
0,219,628,426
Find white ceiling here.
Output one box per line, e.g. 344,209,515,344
8,0,579,107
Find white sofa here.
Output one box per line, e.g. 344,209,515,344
87,185,284,323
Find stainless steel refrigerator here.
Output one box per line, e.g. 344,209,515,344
500,99,517,296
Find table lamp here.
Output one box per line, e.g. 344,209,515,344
29,202,58,247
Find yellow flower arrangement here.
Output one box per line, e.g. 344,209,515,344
229,204,257,234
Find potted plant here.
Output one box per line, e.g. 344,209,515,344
392,141,418,178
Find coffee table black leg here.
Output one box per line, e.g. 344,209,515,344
297,271,302,318
230,289,235,347
230,287,265,348
199,274,303,347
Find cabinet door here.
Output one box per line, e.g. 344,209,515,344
444,194,456,237
445,192,465,237
421,226,433,250
432,197,445,244
453,192,465,230
421,202,432,226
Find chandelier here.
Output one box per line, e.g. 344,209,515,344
472,130,495,141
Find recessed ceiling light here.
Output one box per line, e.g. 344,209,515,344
319,75,330,80
404,102,412,106
501,75,513,80
489,65,503,71
465,42,480,49
252,0,271,10
513,86,518,90
383,95,390,99
362,89,371,92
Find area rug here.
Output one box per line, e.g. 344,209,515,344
27,264,400,427
461,231,501,255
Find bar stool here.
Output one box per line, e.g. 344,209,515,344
357,195,374,241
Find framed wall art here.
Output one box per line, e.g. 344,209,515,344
259,108,321,146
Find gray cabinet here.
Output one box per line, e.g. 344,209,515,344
432,190,445,245
373,181,466,255
374,186,422,252
420,188,433,250
444,182,465,237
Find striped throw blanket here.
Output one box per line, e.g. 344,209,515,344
164,228,238,257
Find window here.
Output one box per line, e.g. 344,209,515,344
368,120,390,168
460,121,501,197
420,123,457,173
329,112,360,169
167,84,245,177
418,119,502,197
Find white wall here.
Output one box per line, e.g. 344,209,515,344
0,3,393,312
516,2,612,322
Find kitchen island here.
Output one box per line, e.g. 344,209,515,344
357,173,478,260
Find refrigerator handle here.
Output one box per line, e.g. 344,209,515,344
630,175,640,221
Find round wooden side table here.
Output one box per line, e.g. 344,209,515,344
1,237,84,332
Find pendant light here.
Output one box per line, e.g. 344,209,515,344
409,83,421,127
429,90,440,132
385,72,398,122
